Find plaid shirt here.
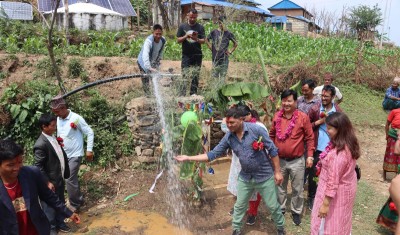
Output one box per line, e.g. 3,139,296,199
297,95,321,114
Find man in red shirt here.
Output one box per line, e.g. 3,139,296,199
269,89,315,226
0,139,80,235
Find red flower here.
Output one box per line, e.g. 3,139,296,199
70,122,77,129
258,142,264,150
316,168,321,177
252,141,259,150
56,137,64,147
252,136,264,151
320,112,326,118
389,202,397,211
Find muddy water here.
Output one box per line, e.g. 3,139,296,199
78,209,192,234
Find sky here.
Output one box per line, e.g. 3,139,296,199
256,0,399,46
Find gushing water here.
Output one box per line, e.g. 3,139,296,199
151,73,189,233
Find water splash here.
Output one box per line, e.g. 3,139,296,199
151,73,189,233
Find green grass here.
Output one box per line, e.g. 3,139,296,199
339,84,387,127
352,180,392,235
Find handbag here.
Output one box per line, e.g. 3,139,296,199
355,164,361,181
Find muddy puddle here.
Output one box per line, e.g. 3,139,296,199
75,209,193,234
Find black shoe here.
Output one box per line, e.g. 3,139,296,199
308,198,314,211
277,228,286,235
57,224,71,233
291,213,301,226
232,230,241,235
246,215,256,225
229,208,234,216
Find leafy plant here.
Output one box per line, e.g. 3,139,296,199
68,58,85,78
0,81,58,163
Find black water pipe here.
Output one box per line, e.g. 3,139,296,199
61,73,181,98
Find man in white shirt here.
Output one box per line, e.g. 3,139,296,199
313,73,343,104
50,95,94,213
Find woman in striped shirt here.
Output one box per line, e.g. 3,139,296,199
310,112,360,235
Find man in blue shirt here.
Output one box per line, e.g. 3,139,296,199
307,85,342,210
382,76,400,110
175,107,286,235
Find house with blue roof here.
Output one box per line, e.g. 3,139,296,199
266,0,321,36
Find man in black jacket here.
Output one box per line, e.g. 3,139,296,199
34,113,71,234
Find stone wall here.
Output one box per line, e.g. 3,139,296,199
125,95,216,162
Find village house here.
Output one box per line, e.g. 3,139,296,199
266,0,321,36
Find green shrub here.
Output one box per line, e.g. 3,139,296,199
68,58,84,78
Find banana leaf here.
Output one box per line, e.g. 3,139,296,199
180,120,203,179
220,82,269,100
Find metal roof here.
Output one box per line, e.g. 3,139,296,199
45,2,123,16
0,1,33,20
266,15,321,29
265,15,287,23
38,0,136,17
268,0,302,10
181,0,273,16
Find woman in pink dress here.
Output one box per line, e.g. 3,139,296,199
310,112,360,235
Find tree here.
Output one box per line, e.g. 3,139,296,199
346,4,383,41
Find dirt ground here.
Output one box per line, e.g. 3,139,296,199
0,53,394,234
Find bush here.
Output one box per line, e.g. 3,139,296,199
68,58,84,78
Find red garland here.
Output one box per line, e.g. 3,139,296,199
275,109,299,142
315,142,333,177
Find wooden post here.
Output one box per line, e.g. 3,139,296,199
137,0,140,29
63,0,69,45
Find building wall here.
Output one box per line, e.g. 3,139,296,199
180,3,265,24
270,9,303,17
48,13,127,31
286,17,308,36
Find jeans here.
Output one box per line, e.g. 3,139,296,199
66,157,84,210
137,62,151,96
181,54,202,95
232,176,285,231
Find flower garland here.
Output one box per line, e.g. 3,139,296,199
315,142,334,177
275,109,299,142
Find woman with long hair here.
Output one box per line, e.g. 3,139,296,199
310,112,360,235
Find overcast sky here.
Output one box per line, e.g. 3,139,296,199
256,0,399,46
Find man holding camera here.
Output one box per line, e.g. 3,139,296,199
176,8,205,96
